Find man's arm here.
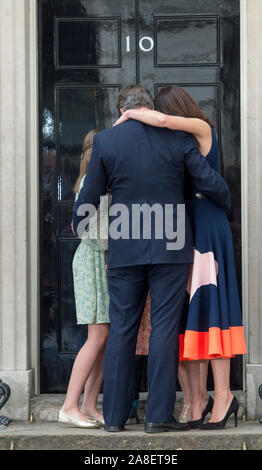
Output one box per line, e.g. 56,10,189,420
72,135,107,235
183,132,231,211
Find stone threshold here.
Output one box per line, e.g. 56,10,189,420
0,421,261,450
30,391,247,423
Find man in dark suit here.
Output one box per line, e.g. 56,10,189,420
72,85,231,433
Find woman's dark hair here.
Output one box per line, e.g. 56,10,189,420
154,85,214,128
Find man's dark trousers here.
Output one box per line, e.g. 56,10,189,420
102,263,190,426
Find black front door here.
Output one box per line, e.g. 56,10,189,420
39,0,241,392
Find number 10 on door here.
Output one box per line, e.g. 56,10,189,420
126,35,154,52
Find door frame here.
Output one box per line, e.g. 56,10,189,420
28,0,40,394
30,0,248,395
240,0,248,392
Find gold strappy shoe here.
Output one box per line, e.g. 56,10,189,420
179,404,192,423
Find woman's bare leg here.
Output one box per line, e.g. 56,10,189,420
61,323,109,421
209,358,233,422
200,360,209,400
186,361,202,420
199,359,210,411
80,346,106,420
178,362,192,421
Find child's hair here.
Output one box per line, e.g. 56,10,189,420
74,129,101,194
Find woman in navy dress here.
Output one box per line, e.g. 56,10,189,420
114,85,246,429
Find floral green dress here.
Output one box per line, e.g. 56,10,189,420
72,175,110,324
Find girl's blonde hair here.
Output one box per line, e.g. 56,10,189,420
74,129,101,194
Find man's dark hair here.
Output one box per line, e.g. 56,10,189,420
116,85,154,113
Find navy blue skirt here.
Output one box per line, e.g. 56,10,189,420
179,198,247,360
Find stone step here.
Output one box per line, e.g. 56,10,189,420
30,391,247,423
0,421,261,450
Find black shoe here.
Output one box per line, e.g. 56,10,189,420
199,396,239,430
188,396,214,429
145,420,189,433
202,395,214,421
188,418,203,429
104,425,125,432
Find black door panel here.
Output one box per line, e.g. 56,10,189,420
39,0,241,392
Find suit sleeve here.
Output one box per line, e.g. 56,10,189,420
72,135,108,235
183,132,231,211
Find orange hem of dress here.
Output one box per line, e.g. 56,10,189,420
179,326,247,361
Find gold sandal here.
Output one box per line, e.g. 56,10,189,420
179,404,192,423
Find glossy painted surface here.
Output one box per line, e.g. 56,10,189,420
39,0,241,392
155,17,219,66
56,18,121,67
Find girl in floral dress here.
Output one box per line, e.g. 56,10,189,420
59,130,110,428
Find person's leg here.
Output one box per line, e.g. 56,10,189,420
209,358,233,422
179,360,213,421
61,323,109,421
199,359,213,416
103,266,148,427
80,345,106,420
146,263,190,423
178,362,192,421
186,361,202,420
200,360,209,402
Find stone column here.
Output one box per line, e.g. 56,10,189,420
0,0,34,420
245,0,262,419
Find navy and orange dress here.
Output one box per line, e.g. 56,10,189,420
136,126,246,361
179,127,247,361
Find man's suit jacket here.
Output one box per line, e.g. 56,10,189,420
73,119,231,268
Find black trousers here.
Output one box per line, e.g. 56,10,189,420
103,263,190,426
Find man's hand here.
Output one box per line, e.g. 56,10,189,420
71,220,75,235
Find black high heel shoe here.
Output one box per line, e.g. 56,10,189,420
202,395,214,421
188,395,214,429
188,417,203,429
199,396,239,430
